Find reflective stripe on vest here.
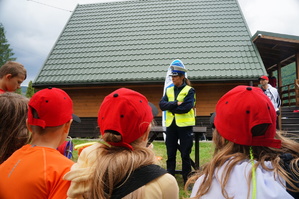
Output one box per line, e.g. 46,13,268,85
165,85,195,127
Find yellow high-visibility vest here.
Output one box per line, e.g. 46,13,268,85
165,85,196,127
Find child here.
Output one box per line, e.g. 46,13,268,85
0,92,30,164
0,87,80,199
187,86,299,199
0,61,27,93
64,88,179,199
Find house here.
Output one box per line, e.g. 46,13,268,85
33,0,271,137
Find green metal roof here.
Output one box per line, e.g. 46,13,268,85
33,0,266,86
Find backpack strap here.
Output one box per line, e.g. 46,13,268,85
111,164,167,199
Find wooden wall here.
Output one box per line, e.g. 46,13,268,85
62,82,243,118
56,82,252,137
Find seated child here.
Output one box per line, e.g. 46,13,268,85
0,87,80,199
64,88,179,199
187,86,299,199
0,92,29,164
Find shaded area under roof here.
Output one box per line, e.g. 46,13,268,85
252,31,299,73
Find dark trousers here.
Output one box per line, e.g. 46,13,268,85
165,121,193,184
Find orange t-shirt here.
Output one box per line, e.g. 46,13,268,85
0,144,74,199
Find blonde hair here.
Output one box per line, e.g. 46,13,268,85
0,92,30,163
87,131,157,199
186,130,299,199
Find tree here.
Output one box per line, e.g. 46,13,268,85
15,88,22,95
26,81,35,98
0,23,16,66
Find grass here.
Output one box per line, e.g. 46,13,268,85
70,139,214,199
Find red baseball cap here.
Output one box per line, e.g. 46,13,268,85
98,88,153,150
28,87,80,128
259,75,269,81
214,86,281,148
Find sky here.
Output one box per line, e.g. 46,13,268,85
0,0,299,86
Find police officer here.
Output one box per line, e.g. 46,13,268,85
159,59,196,184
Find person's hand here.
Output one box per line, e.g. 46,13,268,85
177,101,182,105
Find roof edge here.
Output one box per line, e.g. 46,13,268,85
32,78,260,88
252,30,299,43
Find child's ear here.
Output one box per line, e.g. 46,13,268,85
141,124,151,141
26,119,33,133
63,119,73,134
5,74,12,80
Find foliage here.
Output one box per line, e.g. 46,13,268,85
26,81,35,98
272,62,296,86
272,62,296,105
281,62,296,86
0,23,16,66
14,88,22,95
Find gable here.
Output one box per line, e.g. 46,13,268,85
33,0,266,86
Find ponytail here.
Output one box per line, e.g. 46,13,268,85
184,77,192,86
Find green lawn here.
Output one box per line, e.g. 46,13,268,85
70,139,214,199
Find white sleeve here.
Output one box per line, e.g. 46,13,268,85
190,160,293,199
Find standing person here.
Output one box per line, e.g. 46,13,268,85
0,61,27,93
187,86,299,199
0,87,80,199
64,88,179,199
259,75,281,115
0,92,30,164
159,59,196,184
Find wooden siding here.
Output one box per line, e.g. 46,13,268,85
63,82,251,138
69,116,214,138
62,82,245,118
65,85,164,117
194,83,237,116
